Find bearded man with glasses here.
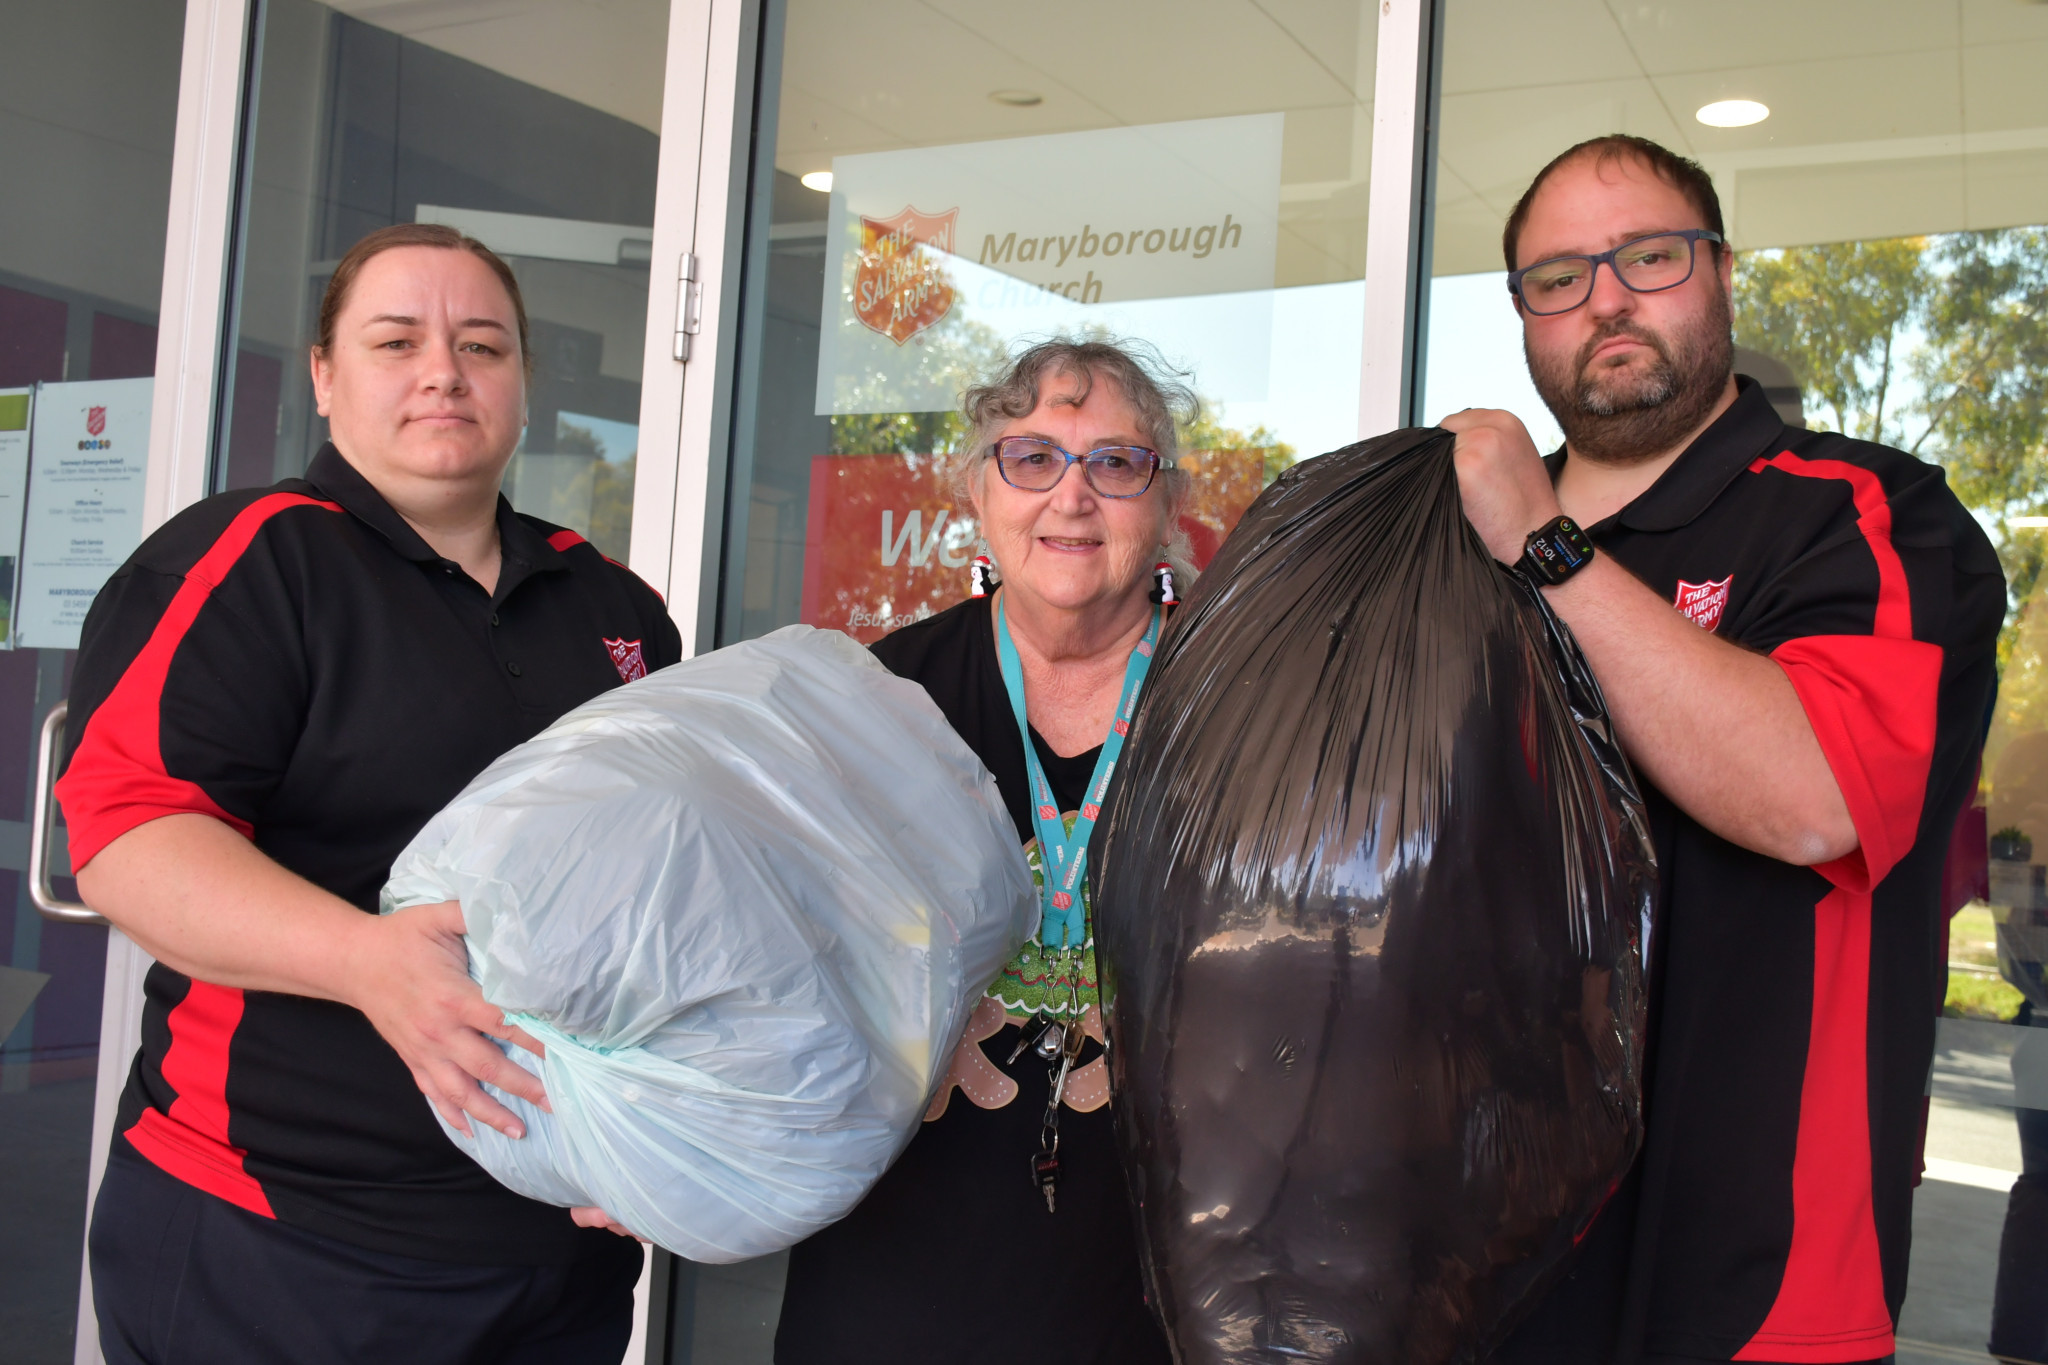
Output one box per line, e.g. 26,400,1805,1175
1447,135,2004,1365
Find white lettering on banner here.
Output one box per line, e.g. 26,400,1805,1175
847,603,935,631
881,509,951,567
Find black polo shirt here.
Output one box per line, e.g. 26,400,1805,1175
57,443,682,1265
1501,378,2003,1362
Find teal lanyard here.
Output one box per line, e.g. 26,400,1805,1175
995,594,1161,951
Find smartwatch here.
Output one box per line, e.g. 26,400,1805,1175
1519,515,1595,586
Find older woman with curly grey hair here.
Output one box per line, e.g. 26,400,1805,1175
774,338,1194,1365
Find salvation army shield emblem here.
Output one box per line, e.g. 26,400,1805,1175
86,406,107,437
854,206,959,346
603,636,647,683
1673,576,1732,632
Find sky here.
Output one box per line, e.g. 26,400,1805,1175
1419,271,1565,453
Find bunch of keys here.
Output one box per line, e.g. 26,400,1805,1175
1006,1014,1068,1065
1030,970,1089,1212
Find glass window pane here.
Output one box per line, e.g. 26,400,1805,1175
0,2,186,1359
690,3,1378,1350
220,0,671,562
716,0,1377,647
1426,2,2048,1357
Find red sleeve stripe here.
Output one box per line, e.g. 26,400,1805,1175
1734,448,1929,1358
545,526,666,605
1776,635,1941,894
1748,452,1912,639
1732,887,1894,1362
1748,448,1942,891
123,982,275,1217
56,492,343,868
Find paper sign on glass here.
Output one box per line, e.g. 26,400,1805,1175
18,377,152,651
816,114,1284,417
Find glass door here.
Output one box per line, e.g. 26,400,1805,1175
685,1,1385,1357
0,3,188,1361
7,0,719,1360
714,0,1382,655
214,0,676,562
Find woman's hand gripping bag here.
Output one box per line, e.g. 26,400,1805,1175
1090,430,1655,1363
382,625,1036,1263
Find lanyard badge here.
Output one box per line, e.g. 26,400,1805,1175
994,596,1160,951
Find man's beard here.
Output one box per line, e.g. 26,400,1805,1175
1526,288,1733,466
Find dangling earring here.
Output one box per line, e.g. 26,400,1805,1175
971,553,1000,598
1150,559,1177,606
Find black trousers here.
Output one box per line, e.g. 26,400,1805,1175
90,1141,643,1365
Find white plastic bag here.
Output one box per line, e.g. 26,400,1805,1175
381,625,1035,1262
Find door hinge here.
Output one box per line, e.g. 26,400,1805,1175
672,252,702,362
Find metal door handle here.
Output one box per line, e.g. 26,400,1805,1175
31,701,103,925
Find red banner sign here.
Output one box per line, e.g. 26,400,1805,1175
800,449,1268,644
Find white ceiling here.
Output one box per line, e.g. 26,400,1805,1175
324,0,670,133
1433,0,2048,273
775,0,1381,287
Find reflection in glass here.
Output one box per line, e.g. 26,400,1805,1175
218,0,669,561
717,0,1380,647
0,2,187,1359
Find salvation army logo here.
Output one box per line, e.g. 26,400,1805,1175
1674,576,1732,632
86,406,107,437
854,206,958,345
603,636,647,683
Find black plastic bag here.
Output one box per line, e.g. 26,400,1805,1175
1091,428,1654,1364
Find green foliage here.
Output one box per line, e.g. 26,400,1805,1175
549,418,636,561
825,308,1010,455
829,387,1299,486
1916,229,2048,640
590,457,635,562
553,419,602,458
1735,228,2048,679
1945,971,2025,1022
1734,238,1930,443
1181,410,1296,483
830,409,973,457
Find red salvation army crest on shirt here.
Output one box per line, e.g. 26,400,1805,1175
1673,576,1733,632
604,636,647,683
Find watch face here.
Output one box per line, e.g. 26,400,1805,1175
1525,517,1592,584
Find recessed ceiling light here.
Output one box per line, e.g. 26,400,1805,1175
1696,99,1769,128
989,89,1044,107
800,170,833,193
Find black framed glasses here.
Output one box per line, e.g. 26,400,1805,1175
1508,229,1724,316
988,437,1172,498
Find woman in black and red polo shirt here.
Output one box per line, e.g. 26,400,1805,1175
61,223,679,1364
